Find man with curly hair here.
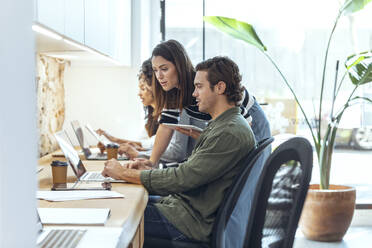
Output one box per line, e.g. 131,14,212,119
102,56,257,243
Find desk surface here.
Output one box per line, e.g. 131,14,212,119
38,154,148,247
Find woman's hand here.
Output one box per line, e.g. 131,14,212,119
123,159,153,170
97,142,105,154
127,141,143,150
118,143,139,160
175,127,201,140
96,129,106,136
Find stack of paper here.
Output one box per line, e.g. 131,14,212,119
37,190,124,201
38,208,111,225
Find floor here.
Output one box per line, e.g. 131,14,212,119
293,226,372,248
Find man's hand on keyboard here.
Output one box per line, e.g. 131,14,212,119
102,159,142,184
102,159,123,179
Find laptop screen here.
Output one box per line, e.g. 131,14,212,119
36,210,43,234
54,131,86,178
71,120,89,149
85,123,110,146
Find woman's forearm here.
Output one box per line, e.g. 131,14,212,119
104,132,141,145
149,124,174,164
102,132,121,143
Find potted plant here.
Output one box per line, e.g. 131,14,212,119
204,0,372,241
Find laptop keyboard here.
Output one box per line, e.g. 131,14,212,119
92,153,107,159
38,229,86,248
81,172,125,182
84,172,106,181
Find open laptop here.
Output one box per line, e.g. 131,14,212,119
36,211,122,248
70,120,127,161
54,130,125,183
37,210,86,248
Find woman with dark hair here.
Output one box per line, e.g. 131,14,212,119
134,39,271,167
96,58,189,161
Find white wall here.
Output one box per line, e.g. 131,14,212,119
63,65,145,146
0,0,37,247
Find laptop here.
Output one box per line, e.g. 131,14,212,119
36,210,87,248
70,120,127,161
36,211,122,248
54,130,126,183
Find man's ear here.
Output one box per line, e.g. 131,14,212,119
215,81,226,95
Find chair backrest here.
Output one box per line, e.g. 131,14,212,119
245,137,313,248
212,137,274,248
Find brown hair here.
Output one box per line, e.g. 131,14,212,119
139,58,159,137
195,56,243,105
151,40,195,118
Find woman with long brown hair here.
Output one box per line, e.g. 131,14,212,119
97,58,189,161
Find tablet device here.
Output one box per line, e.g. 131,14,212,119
162,123,203,132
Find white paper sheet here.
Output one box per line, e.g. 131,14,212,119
38,208,111,225
37,190,124,201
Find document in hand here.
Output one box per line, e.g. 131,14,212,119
162,123,203,132
37,190,124,202
38,208,111,225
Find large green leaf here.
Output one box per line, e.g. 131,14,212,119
350,96,372,104
203,16,267,52
345,51,372,85
342,0,372,15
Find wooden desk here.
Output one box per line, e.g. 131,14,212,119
38,154,148,248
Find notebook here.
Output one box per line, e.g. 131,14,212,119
54,131,125,183
36,211,122,248
70,120,127,161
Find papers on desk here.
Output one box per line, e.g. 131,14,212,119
37,190,124,202
38,208,111,225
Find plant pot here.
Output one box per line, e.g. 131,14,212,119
299,184,356,241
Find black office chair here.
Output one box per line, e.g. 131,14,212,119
144,137,274,248
245,136,313,248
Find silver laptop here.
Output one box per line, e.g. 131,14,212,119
36,211,122,248
54,131,125,183
70,120,127,161
37,210,86,248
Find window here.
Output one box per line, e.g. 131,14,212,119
165,0,204,63
164,0,372,204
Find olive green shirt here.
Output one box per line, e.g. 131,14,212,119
140,107,256,242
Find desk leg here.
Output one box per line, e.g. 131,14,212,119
128,216,144,248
